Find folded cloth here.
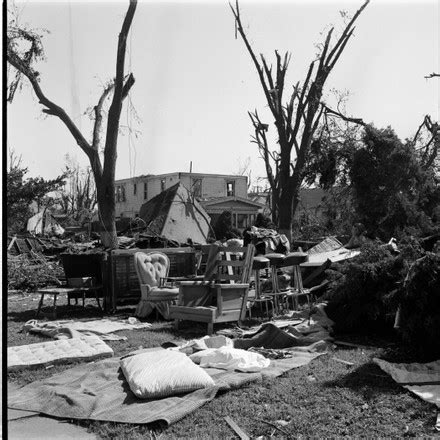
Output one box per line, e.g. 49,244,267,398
190,346,270,372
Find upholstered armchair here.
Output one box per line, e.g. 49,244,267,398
133,252,179,319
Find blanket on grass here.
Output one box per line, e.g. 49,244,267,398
21,318,152,341
8,348,323,425
373,358,440,408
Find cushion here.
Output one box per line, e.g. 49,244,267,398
120,349,215,399
190,346,270,372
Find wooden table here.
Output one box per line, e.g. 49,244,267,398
36,286,103,319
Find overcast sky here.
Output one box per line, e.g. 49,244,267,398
7,0,439,183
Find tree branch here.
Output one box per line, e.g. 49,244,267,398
7,51,97,160
322,103,366,126
424,72,440,79
103,0,137,183
230,1,276,115
92,81,115,151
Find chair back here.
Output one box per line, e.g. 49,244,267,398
134,252,170,288
213,243,255,284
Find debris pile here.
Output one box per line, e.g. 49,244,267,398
8,252,65,291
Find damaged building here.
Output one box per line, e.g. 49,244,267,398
115,172,264,233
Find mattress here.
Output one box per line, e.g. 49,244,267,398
8,335,114,371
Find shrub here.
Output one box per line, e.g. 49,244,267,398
323,242,404,333
395,253,440,360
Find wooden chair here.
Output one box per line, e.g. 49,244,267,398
170,244,255,335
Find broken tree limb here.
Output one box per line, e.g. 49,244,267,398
224,416,250,440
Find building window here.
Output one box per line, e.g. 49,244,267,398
133,183,137,196
226,181,235,197
115,185,126,202
143,182,148,200
160,179,166,192
191,178,202,198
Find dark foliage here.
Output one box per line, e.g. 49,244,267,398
394,252,440,360
323,242,404,333
212,211,241,240
350,126,440,241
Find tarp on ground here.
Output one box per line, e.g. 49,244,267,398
8,347,323,425
374,358,440,408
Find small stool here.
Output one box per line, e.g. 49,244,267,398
248,256,273,319
283,252,309,310
265,253,288,314
35,288,64,319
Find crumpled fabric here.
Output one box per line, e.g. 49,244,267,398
167,335,233,355
190,346,270,372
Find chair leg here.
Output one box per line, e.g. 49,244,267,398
53,294,58,320
36,293,45,318
95,291,102,311
207,322,214,336
174,319,180,330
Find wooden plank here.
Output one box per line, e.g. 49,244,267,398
217,260,243,267
7,237,17,251
216,274,242,281
224,416,250,440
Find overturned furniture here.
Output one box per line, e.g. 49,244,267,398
133,251,179,319
170,244,255,335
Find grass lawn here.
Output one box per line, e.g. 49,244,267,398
7,291,439,439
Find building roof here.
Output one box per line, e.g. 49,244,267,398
201,196,265,209
139,182,181,235
116,171,247,184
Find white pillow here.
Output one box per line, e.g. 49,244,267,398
190,346,270,372
120,349,215,399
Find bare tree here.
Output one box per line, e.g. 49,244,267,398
234,156,253,191
411,115,439,171
230,1,368,239
7,0,137,248
59,155,97,222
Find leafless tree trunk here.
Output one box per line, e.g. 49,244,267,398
7,0,137,248
230,0,368,240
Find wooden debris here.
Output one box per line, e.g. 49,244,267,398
332,357,354,366
224,416,250,440
333,340,375,350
